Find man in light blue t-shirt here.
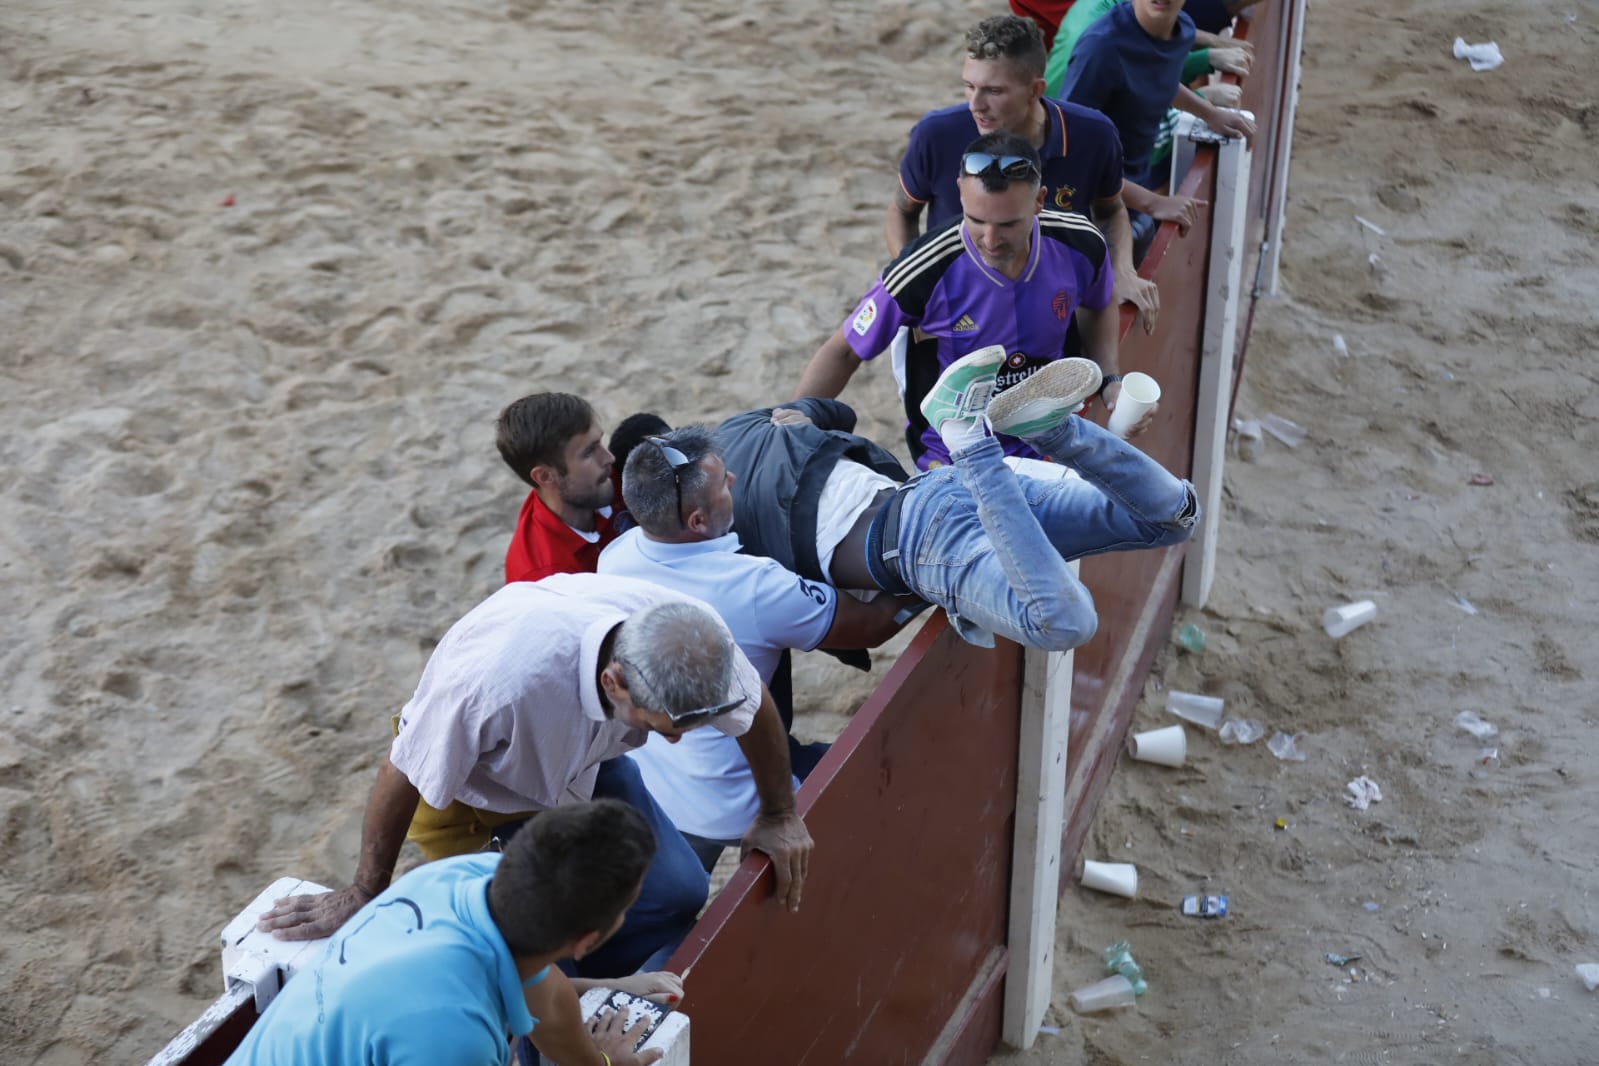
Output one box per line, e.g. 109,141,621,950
228,800,673,1066
600,425,911,866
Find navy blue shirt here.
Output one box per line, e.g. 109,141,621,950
1059,3,1195,189
898,99,1125,229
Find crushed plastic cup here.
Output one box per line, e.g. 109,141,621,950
1218,718,1265,745
1068,973,1138,1013
1455,710,1498,740
1258,413,1306,448
1323,600,1377,638
1167,690,1225,729
1577,964,1599,992
1267,731,1307,761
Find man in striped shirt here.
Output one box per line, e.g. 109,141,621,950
796,131,1152,469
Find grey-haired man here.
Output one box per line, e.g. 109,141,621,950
258,574,812,977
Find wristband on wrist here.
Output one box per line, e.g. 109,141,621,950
1098,373,1124,398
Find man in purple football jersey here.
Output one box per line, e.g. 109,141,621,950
796,131,1154,469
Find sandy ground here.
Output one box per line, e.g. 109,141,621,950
1,0,1595,1061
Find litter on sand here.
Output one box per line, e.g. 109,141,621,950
1344,776,1383,810
1452,37,1504,72
1268,731,1308,761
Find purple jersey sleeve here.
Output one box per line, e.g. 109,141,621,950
840,278,914,361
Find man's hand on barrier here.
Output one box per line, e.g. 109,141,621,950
608,970,685,1006
258,884,373,941
1150,194,1207,237
1207,106,1257,144
742,810,813,913
590,1008,665,1066
1210,46,1253,77
1116,270,1161,334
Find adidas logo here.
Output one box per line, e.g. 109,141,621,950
952,314,979,332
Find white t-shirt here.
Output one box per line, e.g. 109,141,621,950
598,529,835,840
813,460,897,579
388,573,760,813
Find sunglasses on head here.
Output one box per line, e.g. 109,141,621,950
960,152,1041,182
646,435,692,529
615,654,743,729
663,696,744,729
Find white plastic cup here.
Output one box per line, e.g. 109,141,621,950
1322,600,1377,638
1106,372,1161,438
1166,690,1225,730
1068,974,1138,1013
1127,724,1186,767
1079,860,1139,898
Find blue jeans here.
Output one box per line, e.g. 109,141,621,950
499,757,708,980
892,418,1196,651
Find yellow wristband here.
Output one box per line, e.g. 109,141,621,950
601,1055,612,1066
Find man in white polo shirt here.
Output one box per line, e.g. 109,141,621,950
258,574,813,977
598,427,911,867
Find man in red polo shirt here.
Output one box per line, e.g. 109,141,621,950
497,393,618,583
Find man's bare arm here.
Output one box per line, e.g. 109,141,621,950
794,329,863,400
819,592,909,651
1120,178,1207,238
735,687,813,912
884,185,924,258
1091,195,1160,334
257,753,420,940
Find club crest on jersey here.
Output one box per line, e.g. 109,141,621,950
1052,289,1070,320
1052,185,1079,208
952,314,979,332
852,298,878,336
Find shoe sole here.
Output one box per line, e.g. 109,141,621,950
919,344,1008,425
986,357,1104,436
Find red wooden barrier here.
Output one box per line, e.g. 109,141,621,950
671,615,1023,1064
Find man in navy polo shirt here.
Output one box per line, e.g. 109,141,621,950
887,14,1158,331
1060,0,1255,250
798,131,1145,469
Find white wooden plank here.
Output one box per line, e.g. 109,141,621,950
1001,562,1076,1048
1182,134,1253,609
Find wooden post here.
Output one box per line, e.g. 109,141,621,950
1259,0,1308,295
1182,134,1252,609
1001,564,1076,1048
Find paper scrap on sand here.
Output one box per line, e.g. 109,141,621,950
1452,37,1503,72
1344,775,1383,810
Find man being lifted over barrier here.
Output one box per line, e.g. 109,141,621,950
645,353,1196,653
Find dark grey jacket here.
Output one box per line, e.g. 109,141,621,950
716,398,908,584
